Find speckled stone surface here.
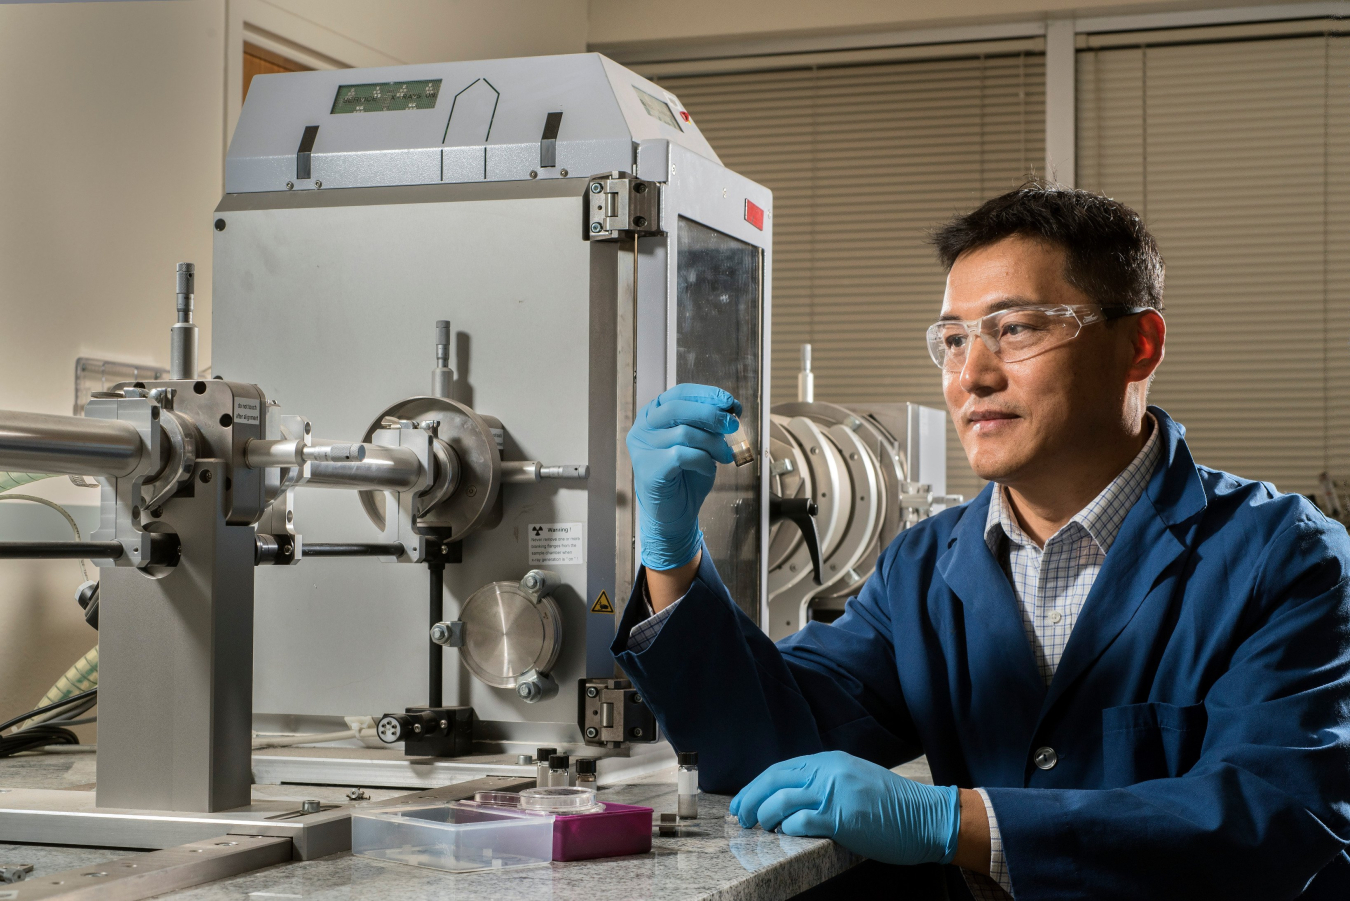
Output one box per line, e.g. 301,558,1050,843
0,750,935,900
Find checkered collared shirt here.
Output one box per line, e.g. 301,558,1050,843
967,415,1161,900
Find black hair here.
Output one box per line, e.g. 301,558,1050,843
930,181,1165,313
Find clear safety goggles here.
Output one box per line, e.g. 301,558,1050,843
926,303,1147,371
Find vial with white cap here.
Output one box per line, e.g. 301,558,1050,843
677,751,699,819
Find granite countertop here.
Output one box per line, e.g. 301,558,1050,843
0,750,948,901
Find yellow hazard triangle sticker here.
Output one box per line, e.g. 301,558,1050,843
591,590,615,614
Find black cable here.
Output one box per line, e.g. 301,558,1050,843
0,724,79,758
0,687,97,734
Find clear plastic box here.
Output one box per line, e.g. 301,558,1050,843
351,802,555,873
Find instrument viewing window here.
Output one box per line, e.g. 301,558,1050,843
634,86,682,131
331,80,442,114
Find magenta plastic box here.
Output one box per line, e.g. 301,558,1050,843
460,788,652,862
550,800,652,861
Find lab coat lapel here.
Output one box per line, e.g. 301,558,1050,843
1038,407,1208,719
936,485,1046,728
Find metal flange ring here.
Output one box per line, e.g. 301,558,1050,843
357,396,500,541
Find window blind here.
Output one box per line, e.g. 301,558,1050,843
1078,31,1350,495
661,51,1046,501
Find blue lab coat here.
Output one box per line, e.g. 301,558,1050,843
612,407,1350,899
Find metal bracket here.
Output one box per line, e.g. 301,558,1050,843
578,678,658,747
584,172,663,240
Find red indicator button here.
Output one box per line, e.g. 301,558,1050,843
744,199,764,230
679,110,691,123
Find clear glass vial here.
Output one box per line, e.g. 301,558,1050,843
535,747,557,789
677,751,699,819
575,757,597,785
549,754,571,787
727,423,755,467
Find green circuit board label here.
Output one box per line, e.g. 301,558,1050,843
331,80,442,114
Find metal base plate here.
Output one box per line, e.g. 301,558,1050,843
0,788,349,861
0,775,537,863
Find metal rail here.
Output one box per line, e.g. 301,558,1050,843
301,543,405,558
0,541,124,560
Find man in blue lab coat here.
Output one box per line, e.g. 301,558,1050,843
612,184,1350,899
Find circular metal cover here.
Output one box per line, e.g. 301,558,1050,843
357,396,500,540
459,581,562,690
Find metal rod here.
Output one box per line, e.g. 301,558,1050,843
304,445,424,492
429,559,444,708
301,543,404,557
170,262,198,380
500,461,590,483
0,409,147,477
244,439,366,470
433,319,454,400
0,541,124,559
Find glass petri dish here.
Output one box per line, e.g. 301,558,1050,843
519,786,604,815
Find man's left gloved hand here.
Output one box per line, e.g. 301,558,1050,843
729,750,961,867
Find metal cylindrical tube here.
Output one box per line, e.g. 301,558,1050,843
501,462,591,483
304,445,423,492
246,440,368,470
433,320,454,400
798,343,814,404
0,410,146,478
170,263,198,381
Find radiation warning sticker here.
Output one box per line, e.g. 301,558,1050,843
528,522,583,565
591,590,615,614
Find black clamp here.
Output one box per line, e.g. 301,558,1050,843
770,496,822,585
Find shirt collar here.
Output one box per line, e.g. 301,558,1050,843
984,414,1162,555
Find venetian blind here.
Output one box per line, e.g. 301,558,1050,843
1078,29,1350,495
660,51,1045,501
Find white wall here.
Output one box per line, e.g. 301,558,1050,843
0,0,586,733
0,0,229,736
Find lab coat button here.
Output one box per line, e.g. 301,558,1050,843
1034,747,1058,770
1049,610,1063,624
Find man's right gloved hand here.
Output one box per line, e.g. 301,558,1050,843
626,384,741,571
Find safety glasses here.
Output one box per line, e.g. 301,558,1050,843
926,304,1147,371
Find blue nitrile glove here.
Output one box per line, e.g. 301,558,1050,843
728,750,961,867
626,384,742,571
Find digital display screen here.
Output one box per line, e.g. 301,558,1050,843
331,80,442,114
634,86,682,131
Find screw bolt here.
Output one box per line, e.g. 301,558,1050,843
585,727,598,739
590,182,603,193
200,470,212,483
286,181,294,190
529,170,538,179
585,686,599,698
590,221,603,233
630,727,643,738
314,180,322,188
560,169,569,177
466,486,476,497
301,800,321,814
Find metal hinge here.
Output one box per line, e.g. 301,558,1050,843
584,172,663,241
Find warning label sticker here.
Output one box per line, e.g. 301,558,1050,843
232,397,261,427
591,591,614,614
528,522,584,565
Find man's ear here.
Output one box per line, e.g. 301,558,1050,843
1127,310,1165,384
